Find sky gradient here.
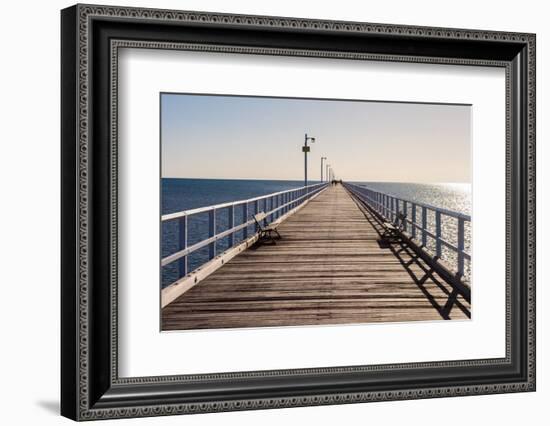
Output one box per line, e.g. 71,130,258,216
161,94,471,183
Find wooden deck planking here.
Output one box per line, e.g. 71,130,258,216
162,185,470,330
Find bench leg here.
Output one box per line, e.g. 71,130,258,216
268,230,277,245
258,230,277,245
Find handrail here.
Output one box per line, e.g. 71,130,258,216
162,182,329,287
344,183,470,221
162,182,327,221
343,182,471,280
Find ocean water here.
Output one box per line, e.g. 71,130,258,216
161,179,471,288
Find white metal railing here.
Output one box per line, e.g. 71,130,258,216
162,182,329,286
343,182,471,280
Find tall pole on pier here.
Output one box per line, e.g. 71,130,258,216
326,164,330,183
303,133,315,187
321,157,327,182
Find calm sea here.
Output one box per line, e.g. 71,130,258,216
161,178,471,288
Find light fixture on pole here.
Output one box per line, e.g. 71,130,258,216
302,133,315,187
321,157,327,182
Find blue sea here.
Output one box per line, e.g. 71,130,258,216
161,178,471,288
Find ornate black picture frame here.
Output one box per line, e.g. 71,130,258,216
61,4,536,421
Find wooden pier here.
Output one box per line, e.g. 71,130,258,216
162,184,470,330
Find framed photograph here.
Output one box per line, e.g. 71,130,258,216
61,4,536,421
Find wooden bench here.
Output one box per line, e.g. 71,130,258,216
253,211,282,245
381,212,407,241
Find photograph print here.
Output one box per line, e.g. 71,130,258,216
160,93,472,331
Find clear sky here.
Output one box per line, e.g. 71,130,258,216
161,93,471,183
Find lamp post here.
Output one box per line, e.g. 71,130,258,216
326,164,330,183
321,157,327,182
303,133,315,187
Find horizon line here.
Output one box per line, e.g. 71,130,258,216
162,176,471,184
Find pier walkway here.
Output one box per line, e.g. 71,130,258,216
162,184,471,330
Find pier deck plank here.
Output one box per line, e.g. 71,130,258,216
162,185,470,330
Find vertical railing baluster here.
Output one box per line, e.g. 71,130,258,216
412,204,416,239
242,202,248,239
228,205,234,248
422,206,427,246
208,209,216,259
178,216,187,277
435,210,442,258
457,217,465,277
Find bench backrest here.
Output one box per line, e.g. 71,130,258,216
253,212,268,223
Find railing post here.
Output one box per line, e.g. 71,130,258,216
254,200,259,231
457,217,465,277
264,198,268,225
403,201,408,232
411,204,416,239
435,211,442,258
242,203,248,239
208,209,216,259
228,205,235,248
178,216,187,277
422,206,427,246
